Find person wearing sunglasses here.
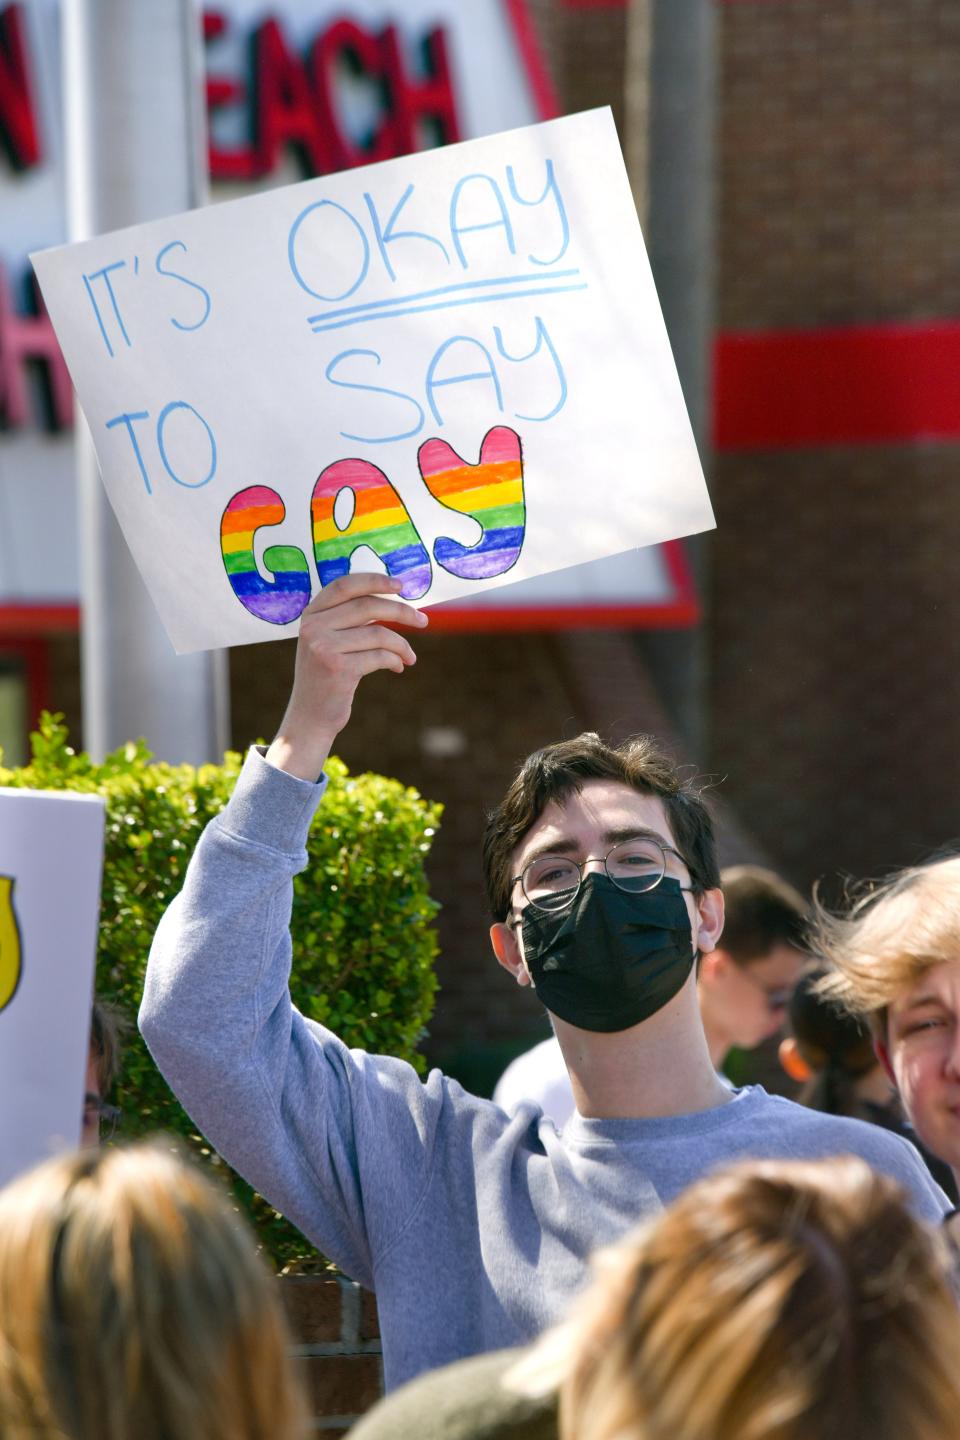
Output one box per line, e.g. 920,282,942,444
141,573,951,1394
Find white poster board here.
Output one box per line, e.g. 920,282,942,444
0,787,105,1187
32,108,715,654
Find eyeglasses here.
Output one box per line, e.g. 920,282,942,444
738,969,793,1013
511,836,694,914
83,1092,122,1141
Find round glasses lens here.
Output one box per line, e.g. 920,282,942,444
523,855,581,910
606,837,666,892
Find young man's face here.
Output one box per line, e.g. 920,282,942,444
882,960,960,1176
699,943,806,1052
490,779,724,989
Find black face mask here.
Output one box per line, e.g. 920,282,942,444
520,873,696,1033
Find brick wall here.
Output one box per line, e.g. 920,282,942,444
280,1276,382,1433
717,1,960,331
710,0,960,897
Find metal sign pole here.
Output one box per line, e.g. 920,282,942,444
63,0,230,763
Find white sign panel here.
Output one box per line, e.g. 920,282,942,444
33,109,714,653
0,786,104,1186
0,0,551,611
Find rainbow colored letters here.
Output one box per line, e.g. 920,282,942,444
221,426,525,624
420,426,525,580
219,487,312,625
312,459,432,599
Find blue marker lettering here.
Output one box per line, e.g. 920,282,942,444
506,160,570,267
449,174,516,270
288,199,370,301
325,349,425,443
364,185,450,283
425,336,504,426
155,241,212,331
495,316,568,422
105,410,152,494
156,401,217,489
82,261,131,357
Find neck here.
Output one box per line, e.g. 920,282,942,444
554,975,732,1120
695,982,733,1069
852,1064,896,1108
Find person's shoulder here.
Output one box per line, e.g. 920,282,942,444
747,1091,947,1185
350,1348,556,1440
744,1089,896,1143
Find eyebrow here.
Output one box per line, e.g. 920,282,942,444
517,826,675,873
899,994,945,1014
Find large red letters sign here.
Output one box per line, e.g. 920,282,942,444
205,10,461,180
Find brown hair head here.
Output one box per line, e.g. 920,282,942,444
719,865,809,965
0,1142,308,1440
88,1000,127,1095
513,1156,960,1440
482,732,719,921
786,965,877,1114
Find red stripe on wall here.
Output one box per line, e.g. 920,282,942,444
713,321,960,450
424,598,699,632
0,604,80,637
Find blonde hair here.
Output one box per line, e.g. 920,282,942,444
812,856,960,1035
512,1156,960,1440
0,1142,308,1440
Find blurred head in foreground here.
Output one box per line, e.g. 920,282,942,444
0,1142,308,1440
513,1155,960,1440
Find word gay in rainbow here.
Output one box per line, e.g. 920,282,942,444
0,787,105,1187
32,108,714,654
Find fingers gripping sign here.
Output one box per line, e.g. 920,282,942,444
266,572,429,781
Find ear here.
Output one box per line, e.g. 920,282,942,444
874,1036,896,1086
693,887,724,957
778,1036,811,1083
490,922,531,987
698,947,729,984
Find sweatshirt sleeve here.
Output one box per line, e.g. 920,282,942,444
139,746,446,1288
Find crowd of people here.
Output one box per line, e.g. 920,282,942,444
4,571,960,1438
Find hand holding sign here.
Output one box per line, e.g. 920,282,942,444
267,572,429,781
32,109,714,654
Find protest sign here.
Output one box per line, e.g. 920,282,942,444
32,108,714,654
0,787,105,1187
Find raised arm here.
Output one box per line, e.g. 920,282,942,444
139,574,433,1283
266,571,428,780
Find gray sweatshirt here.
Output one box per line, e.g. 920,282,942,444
140,748,950,1391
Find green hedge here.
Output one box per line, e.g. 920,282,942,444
0,714,442,1270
